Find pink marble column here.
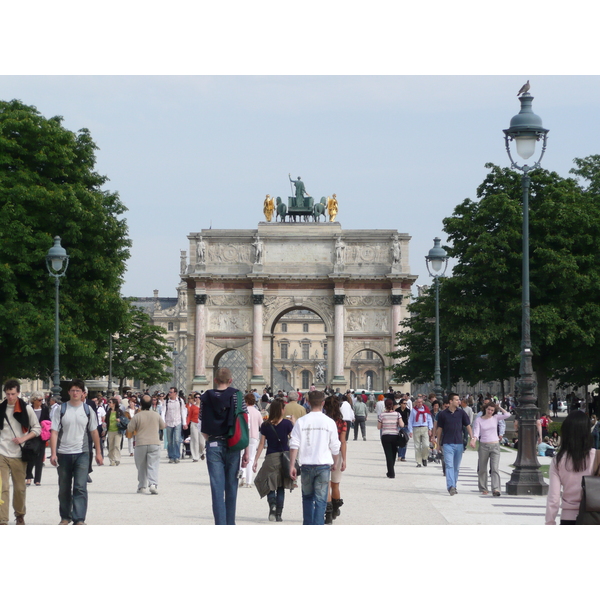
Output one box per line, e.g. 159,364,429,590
193,293,208,385
251,293,266,385
391,294,403,364
332,293,346,383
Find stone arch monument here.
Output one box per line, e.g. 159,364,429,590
181,222,417,390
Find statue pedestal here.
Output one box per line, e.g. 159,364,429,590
194,264,206,274
192,375,209,390
252,264,263,273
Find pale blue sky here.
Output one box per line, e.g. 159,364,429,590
3,75,599,297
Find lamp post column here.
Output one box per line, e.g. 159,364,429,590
433,275,443,403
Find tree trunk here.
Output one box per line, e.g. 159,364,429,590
535,364,549,416
119,378,125,396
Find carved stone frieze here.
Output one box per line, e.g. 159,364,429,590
208,309,251,332
345,296,390,307
345,309,389,332
343,243,388,264
207,243,252,264
207,295,251,306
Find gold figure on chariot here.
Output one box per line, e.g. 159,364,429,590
263,194,275,222
327,194,338,222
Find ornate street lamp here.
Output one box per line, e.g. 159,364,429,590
425,237,448,403
46,236,69,402
503,86,549,495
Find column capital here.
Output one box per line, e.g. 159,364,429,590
333,294,345,305
391,294,403,305
252,294,264,305
195,294,207,305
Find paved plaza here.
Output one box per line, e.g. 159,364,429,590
15,418,553,526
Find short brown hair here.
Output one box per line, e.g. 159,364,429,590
244,392,256,405
308,390,325,407
214,367,232,384
3,379,20,393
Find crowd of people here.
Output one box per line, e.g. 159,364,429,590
2,376,599,526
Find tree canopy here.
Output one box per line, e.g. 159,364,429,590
0,99,131,382
390,158,600,412
109,304,172,394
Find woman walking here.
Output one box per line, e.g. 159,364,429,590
377,398,404,479
26,393,50,486
470,403,511,496
323,395,347,524
105,398,124,466
396,397,411,462
546,411,598,524
252,399,295,522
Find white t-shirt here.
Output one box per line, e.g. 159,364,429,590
51,403,98,454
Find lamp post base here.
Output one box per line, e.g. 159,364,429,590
506,468,548,496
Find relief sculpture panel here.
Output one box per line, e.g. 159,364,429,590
207,243,253,264
346,309,389,332
209,309,251,332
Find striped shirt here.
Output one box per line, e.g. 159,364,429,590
378,411,403,436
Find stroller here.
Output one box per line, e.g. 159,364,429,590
428,443,442,464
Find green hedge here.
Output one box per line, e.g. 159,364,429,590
548,422,562,436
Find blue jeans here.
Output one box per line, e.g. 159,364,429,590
206,440,241,525
165,425,182,460
442,443,464,490
300,464,330,525
57,452,90,523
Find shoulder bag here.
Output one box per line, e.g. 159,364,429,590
576,450,600,525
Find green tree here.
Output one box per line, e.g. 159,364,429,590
0,99,131,382
110,304,173,394
391,160,600,413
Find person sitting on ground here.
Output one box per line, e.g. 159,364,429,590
538,436,555,457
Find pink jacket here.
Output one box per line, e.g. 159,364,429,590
545,449,596,524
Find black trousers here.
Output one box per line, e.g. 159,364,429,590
381,435,398,478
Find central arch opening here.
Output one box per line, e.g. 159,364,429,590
271,309,327,393
350,349,385,392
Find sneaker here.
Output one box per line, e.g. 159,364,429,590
115,461,120,466
168,459,175,464
15,515,25,525
137,487,147,494
175,459,180,464
59,519,70,525
449,487,457,496
400,458,406,462
416,463,422,468
493,490,501,497
363,437,366,441
149,485,158,495
74,521,86,525
193,459,198,462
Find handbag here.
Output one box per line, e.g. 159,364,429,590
576,450,600,525
6,417,41,462
396,428,409,448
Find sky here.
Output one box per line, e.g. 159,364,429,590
2,2,599,301
3,74,600,299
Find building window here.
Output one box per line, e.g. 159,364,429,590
168,322,174,331
302,343,310,360
281,322,287,332
301,370,311,389
281,343,288,360
303,323,309,333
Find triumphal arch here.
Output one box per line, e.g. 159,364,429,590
180,215,417,392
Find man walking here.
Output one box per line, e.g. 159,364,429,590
436,392,472,496
353,394,368,440
289,391,341,525
127,394,166,494
201,368,249,525
283,390,306,423
407,396,433,467
0,379,41,525
163,386,187,463
50,379,103,524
